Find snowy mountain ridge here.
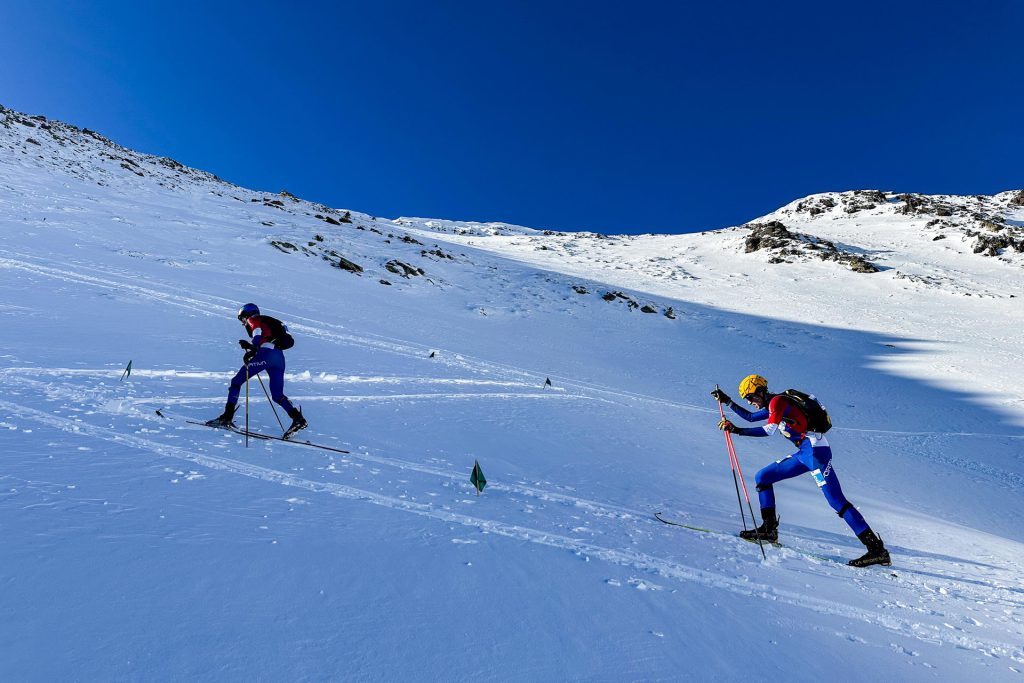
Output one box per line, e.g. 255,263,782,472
2,103,1024,681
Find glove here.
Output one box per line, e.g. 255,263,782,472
711,388,732,404
239,339,255,351
243,348,257,364
717,418,737,433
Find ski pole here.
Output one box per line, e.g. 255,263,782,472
724,422,766,559
716,386,749,531
257,374,287,435
717,388,767,559
245,359,250,448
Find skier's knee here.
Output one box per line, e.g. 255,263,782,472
836,501,853,518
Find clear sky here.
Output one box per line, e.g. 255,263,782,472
2,1,1021,234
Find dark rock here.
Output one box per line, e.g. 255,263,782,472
899,194,925,215
572,285,589,295
401,235,423,245
846,256,879,273
664,307,677,319
319,249,363,273
26,137,40,145
379,279,392,286
1009,190,1024,206
270,241,298,253
745,221,793,253
640,305,657,313
385,260,424,278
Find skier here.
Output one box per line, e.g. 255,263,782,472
712,374,890,567
207,303,307,438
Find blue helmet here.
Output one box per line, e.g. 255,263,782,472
237,303,259,321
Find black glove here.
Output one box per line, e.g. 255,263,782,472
239,339,255,351
717,418,737,433
243,348,257,364
711,388,732,404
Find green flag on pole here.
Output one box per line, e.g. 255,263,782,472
120,360,132,381
470,460,487,495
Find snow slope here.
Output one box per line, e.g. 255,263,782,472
2,105,1023,681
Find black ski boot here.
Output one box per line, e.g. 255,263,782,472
848,529,891,567
205,402,237,428
283,407,308,439
739,508,779,543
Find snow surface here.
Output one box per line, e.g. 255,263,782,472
1,105,1023,681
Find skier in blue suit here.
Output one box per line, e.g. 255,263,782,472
207,303,307,438
713,374,890,568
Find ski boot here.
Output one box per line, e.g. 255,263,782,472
739,508,778,543
283,407,308,439
205,402,237,428
848,529,891,567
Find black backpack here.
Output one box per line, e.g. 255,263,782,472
259,315,295,350
782,389,832,433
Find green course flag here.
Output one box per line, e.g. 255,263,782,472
470,460,487,495
120,360,132,381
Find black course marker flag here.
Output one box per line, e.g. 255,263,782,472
120,360,132,381
470,460,487,495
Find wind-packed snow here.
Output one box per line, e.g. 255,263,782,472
2,105,1023,681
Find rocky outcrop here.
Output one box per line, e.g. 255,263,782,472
744,221,879,273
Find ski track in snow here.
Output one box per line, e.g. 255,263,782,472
3,397,1022,666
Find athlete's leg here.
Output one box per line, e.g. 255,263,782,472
808,446,869,535
264,349,296,413
754,451,811,509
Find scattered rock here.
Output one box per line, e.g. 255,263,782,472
385,260,424,278
320,249,363,273
270,241,298,253
572,285,589,295
421,248,454,260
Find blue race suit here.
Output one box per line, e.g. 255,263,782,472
227,345,295,413
729,399,868,535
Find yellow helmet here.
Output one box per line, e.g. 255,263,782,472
738,374,768,398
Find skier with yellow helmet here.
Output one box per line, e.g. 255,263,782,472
713,374,890,568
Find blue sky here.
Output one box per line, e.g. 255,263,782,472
2,1,1021,234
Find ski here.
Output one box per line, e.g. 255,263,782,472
654,512,716,533
162,412,351,454
655,512,782,548
654,512,894,573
